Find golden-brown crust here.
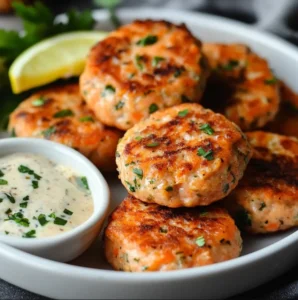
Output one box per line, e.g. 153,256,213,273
224,131,298,233
116,103,252,207
80,20,210,130
9,84,123,171
202,43,280,131
104,195,242,272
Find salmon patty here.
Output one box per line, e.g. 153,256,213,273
116,103,252,207
9,84,123,171
224,131,298,234
80,20,210,130
104,195,242,272
202,43,280,131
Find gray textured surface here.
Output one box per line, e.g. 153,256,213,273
0,0,298,299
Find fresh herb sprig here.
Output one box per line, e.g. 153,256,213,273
94,0,122,28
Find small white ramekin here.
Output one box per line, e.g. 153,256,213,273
0,138,110,262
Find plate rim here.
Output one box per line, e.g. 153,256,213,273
1,7,298,283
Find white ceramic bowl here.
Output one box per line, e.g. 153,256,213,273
0,138,110,262
0,8,298,300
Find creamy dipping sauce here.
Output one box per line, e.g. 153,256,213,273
0,153,93,238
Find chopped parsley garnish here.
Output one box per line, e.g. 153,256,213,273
53,109,74,118
23,195,29,201
149,103,158,114
81,176,89,190
63,209,73,216
197,148,214,161
23,230,36,238
41,126,56,138
133,168,143,179
20,202,28,208
222,183,230,194
142,266,149,271
221,60,239,71
0,170,4,177
32,97,45,107
32,180,39,189
178,109,188,117
135,55,144,71
48,212,56,219
195,236,205,247
125,181,136,193
79,116,94,122
115,101,124,110
0,179,8,185
146,142,160,147
152,56,165,67
6,212,30,227
200,123,214,135
104,85,116,94
18,165,41,180
136,35,158,46
5,208,12,215
54,217,67,226
135,136,143,141
38,214,49,226
4,193,15,203
165,186,173,192
0,199,2,203
264,77,277,85
259,202,266,211
5,231,9,235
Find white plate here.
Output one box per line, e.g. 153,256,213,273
1,8,298,300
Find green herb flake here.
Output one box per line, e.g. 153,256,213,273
135,55,144,71
32,180,39,189
53,109,74,118
18,165,41,180
81,176,89,190
146,142,160,147
104,85,116,94
195,236,205,247
178,109,188,117
264,77,277,85
5,231,9,235
5,208,12,215
48,212,56,219
11,129,17,137
79,116,94,122
41,126,56,139
54,217,68,226
221,60,239,71
23,195,29,201
0,179,8,185
20,202,28,208
0,170,4,177
142,266,149,271
115,101,124,110
259,202,266,211
222,183,230,194
63,209,73,216
4,193,15,203
125,181,136,193
6,212,30,227
197,148,214,161
32,97,45,107
38,214,49,226
165,186,173,192
200,123,214,135
23,230,36,238
152,56,165,67
133,168,143,179
135,136,143,141
136,35,158,46
149,103,158,114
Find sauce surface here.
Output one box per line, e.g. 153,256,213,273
0,153,93,238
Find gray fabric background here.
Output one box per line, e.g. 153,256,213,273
0,0,298,299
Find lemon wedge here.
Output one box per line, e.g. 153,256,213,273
9,31,108,94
